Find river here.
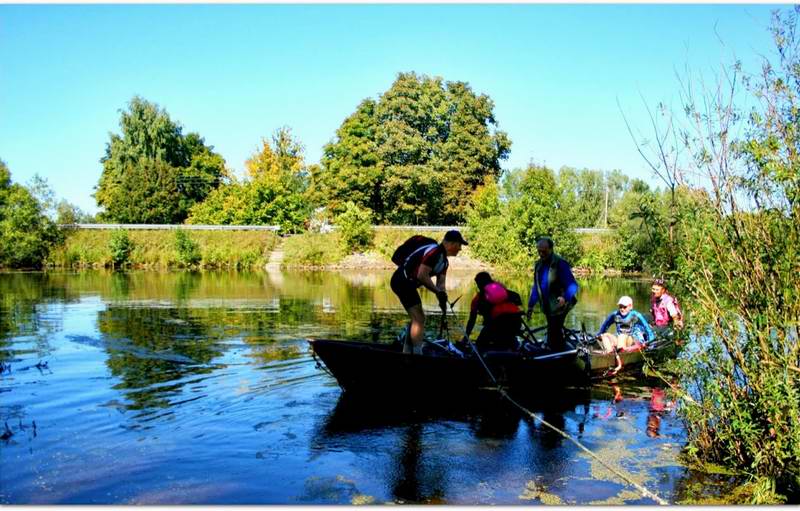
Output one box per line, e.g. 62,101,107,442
0,270,716,504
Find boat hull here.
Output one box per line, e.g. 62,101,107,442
309,339,589,394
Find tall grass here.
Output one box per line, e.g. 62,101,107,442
48,229,278,270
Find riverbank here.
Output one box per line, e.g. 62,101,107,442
47,228,280,269
46,227,629,276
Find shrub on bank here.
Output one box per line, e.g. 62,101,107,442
108,229,134,268
576,232,618,274
282,232,345,266
335,202,374,252
174,229,201,267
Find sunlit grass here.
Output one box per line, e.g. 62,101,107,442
48,229,278,270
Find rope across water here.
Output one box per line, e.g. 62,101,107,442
497,387,669,505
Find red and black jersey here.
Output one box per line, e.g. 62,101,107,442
403,244,448,284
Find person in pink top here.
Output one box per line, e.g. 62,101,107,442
650,278,684,330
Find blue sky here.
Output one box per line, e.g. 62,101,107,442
0,3,782,214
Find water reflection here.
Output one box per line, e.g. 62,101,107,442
311,388,593,504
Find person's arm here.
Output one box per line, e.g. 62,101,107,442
464,310,478,340
527,276,540,314
435,272,446,293
416,264,440,294
666,297,684,328
597,312,614,336
558,260,579,302
636,311,656,342
462,294,480,342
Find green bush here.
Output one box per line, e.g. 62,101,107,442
576,232,617,273
108,229,134,268
174,229,201,267
335,201,374,252
282,232,344,266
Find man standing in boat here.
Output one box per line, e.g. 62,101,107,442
526,236,579,352
390,230,467,355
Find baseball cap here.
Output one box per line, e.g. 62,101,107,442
443,230,468,245
617,296,633,307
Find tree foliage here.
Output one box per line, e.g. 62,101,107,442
334,201,374,253
467,164,583,271
95,96,227,223
314,72,511,224
55,200,95,224
0,161,62,268
187,127,310,232
174,229,201,267
634,7,800,499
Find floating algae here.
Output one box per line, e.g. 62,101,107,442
578,439,649,487
519,480,565,505
588,489,643,505
297,475,361,503
351,494,376,505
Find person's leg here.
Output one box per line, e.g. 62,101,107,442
618,334,635,349
600,333,617,353
495,314,522,351
391,270,424,354
407,304,425,354
547,313,567,352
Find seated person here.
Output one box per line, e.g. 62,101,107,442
650,277,684,334
461,272,523,352
597,295,655,353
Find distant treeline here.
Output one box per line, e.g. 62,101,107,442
0,70,674,272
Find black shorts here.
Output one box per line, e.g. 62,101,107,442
391,268,422,311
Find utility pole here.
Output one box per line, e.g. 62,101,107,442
603,176,609,228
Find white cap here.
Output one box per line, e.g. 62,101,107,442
618,296,633,307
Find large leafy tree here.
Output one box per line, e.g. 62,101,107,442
508,164,581,264
94,97,227,223
187,127,310,232
316,72,511,224
0,160,61,268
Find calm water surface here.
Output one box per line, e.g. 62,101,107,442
1,270,700,504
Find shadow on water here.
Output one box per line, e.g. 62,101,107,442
311,388,592,504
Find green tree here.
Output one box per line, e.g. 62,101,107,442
94,96,227,223
335,201,374,252
466,180,531,271
0,162,61,268
187,127,310,232
508,164,582,264
55,200,94,224
316,72,511,224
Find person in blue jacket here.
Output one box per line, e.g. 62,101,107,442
526,237,579,352
596,295,655,353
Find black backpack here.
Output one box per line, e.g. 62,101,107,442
391,235,439,267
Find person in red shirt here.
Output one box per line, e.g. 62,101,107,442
460,272,523,353
390,230,467,355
